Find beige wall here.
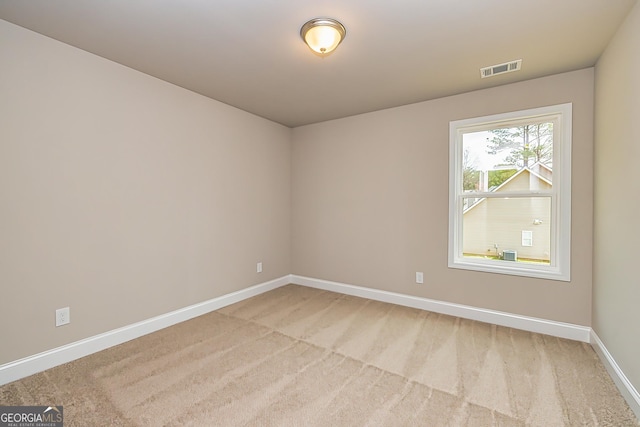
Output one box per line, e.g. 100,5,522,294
0,20,291,365
594,1,640,395
292,69,594,325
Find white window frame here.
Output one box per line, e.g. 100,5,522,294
448,103,572,281
521,230,533,247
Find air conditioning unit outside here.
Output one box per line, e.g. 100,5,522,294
503,250,517,261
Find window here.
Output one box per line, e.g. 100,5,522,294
448,104,571,281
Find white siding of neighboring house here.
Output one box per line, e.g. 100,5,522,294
463,169,552,261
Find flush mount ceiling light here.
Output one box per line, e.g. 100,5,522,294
300,18,346,56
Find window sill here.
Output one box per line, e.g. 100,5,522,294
448,258,570,282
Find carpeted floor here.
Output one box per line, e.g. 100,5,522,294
1,284,638,426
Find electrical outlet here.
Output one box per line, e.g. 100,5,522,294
56,307,70,327
257,262,263,273
416,272,424,284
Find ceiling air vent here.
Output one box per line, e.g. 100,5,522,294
480,59,522,78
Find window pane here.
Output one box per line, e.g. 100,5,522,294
462,122,554,192
462,196,551,264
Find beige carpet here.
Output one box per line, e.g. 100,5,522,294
1,284,637,426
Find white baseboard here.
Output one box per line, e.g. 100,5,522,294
291,275,591,342
590,330,640,419
0,275,291,386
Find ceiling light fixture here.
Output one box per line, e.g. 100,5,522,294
300,18,346,56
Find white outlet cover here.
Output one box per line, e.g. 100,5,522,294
416,272,424,284
257,262,263,273
56,307,70,327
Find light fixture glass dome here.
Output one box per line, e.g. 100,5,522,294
300,18,346,56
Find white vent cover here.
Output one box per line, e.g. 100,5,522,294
480,59,522,78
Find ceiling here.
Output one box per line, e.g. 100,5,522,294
0,1,636,127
